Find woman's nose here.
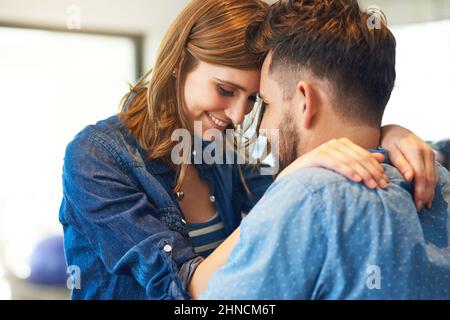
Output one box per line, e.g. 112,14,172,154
225,99,248,126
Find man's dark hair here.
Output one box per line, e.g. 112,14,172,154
246,0,397,126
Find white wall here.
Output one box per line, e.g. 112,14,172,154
2,0,450,70
359,0,450,25
1,0,450,140
0,0,189,33
0,0,190,70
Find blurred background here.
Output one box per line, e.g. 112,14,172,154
0,0,449,300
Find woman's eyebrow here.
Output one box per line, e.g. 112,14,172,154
214,78,247,91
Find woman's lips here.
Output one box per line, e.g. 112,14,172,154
206,112,230,130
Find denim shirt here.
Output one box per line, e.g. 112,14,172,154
202,151,450,300
59,113,273,300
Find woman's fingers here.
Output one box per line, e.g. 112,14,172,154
316,153,364,183
335,139,388,188
400,145,434,211
372,152,386,164
383,130,438,211
411,145,437,211
318,139,387,189
277,138,390,190
386,145,415,182
423,148,437,209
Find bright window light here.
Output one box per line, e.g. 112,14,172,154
0,27,137,266
383,20,450,142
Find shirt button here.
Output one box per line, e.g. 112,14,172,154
163,244,172,253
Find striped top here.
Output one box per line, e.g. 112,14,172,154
186,212,228,258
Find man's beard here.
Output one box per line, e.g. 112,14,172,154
278,110,300,173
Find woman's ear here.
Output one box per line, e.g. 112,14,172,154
175,50,186,75
296,81,317,130
175,50,187,78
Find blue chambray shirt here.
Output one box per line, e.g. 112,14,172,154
202,151,450,300
59,114,273,300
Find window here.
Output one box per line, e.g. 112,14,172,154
383,19,450,142
0,26,138,279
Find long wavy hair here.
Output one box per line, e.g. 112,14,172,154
119,0,269,193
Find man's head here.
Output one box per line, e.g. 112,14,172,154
247,0,396,171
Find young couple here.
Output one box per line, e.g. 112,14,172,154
60,0,448,300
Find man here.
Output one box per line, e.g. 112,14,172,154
201,0,450,299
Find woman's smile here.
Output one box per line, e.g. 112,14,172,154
205,112,230,130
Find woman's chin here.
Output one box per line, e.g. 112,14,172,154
200,114,227,140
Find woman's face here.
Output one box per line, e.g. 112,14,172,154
182,61,260,141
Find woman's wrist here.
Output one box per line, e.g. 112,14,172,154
188,227,241,299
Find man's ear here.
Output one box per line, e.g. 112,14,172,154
296,81,317,130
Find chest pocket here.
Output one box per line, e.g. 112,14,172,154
157,207,189,237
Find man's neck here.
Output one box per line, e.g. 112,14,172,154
301,125,382,155
334,125,381,150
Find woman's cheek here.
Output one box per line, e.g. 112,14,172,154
205,94,229,113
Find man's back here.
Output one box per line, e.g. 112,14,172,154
202,159,450,299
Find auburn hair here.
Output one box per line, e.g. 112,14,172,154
119,0,269,192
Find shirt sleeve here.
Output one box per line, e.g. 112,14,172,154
201,176,329,300
60,129,200,300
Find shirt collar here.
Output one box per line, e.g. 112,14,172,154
368,148,390,165
147,159,173,175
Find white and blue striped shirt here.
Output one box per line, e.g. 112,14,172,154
187,212,228,258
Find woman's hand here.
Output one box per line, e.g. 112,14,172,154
277,138,389,189
381,124,437,211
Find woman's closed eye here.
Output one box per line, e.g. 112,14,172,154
218,86,235,97
249,95,257,103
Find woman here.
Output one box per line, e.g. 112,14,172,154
59,0,436,300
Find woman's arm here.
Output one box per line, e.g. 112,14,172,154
188,227,240,299
189,130,439,298
277,126,439,211
190,128,439,298
277,138,388,188
188,138,388,299
61,130,199,300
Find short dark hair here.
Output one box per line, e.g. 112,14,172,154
246,0,397,126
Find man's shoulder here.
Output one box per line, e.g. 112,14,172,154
250,168,354,223
271,167,355,195
261,166,411,216
435,164,450,204
437,163,450,187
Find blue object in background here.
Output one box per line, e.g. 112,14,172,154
27,235,67,285
436,139,450,170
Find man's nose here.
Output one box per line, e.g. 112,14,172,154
225,99,248,126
